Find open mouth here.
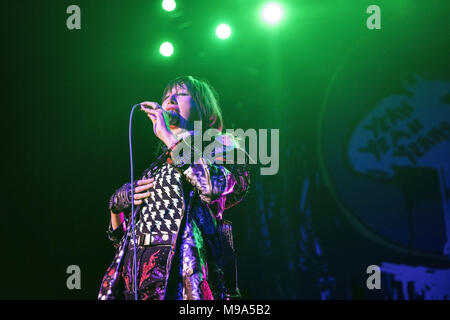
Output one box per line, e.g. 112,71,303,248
166,106,178,112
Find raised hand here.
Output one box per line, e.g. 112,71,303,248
140,101,178,147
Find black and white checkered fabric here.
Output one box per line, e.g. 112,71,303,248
134,162,185,239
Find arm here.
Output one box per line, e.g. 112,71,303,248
106,211,127,244
110,211,125,231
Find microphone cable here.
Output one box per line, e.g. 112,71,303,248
128,103,173,300
128,104,140,300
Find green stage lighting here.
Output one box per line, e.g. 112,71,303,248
216,24,231,39
162,0,176,12
262,3,283,24
159,42,174,57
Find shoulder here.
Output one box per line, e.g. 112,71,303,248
208,133,244,158
215,133,239,149
206,133,250,166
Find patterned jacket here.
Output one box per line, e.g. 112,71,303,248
98,133,250,300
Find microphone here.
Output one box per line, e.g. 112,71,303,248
139,103,179,126
167,110,179,126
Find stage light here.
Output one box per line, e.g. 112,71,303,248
216,24,231,39
159,42,174,56
262,3,283,24
162,0,176,12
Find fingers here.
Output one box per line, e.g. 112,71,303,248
140,102,165,118
135,183,154,193
140,101,162,111
144,109,160,122
140,102,160,122
132,178,154,204
142,108,165,124
136,178,154,186
142,108,163,116
135,178,154,193
133,190,151,204
136,178,153,185
140,102,171,138
134,191,151,200
141,105,156,114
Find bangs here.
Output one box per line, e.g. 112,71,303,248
161,76,194,101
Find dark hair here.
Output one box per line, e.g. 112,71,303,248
162,75,223,131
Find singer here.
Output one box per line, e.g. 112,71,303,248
98,76,250,300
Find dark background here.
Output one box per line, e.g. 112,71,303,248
1,0,449,299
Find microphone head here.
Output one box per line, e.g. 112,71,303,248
167,110,179,126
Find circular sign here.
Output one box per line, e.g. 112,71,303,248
318,30,450,261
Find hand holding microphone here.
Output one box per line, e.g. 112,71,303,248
140,101,179,147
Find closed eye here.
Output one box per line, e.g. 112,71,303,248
163,92,189,102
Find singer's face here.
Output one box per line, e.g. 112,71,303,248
162,83,199,130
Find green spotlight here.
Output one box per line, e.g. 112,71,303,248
162,0,176,12
216,24,231,39
262,3,283,24
159,42,174,57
